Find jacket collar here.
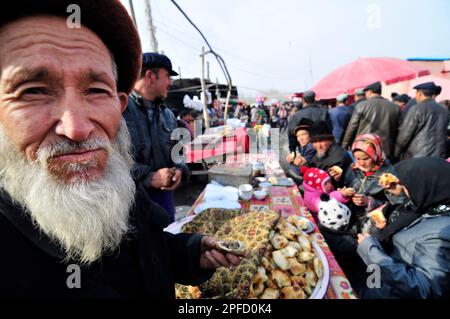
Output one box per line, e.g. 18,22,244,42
130,91,165,110
0,189,66,260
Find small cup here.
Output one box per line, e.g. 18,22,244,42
259,181,272,193
238,184,253,201
253,189,267,200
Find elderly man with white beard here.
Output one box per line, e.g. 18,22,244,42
0,0,239,298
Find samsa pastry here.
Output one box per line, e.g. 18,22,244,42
378,172,399,187
280,286,306,299
370,209,386,224
271,269,291,288
260,288,280,299
215,240,246,256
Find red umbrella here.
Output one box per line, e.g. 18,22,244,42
311,57,430,99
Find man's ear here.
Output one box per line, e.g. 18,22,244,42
118,93,128,113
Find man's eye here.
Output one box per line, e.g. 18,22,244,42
22,87,48,95
88,88,109,94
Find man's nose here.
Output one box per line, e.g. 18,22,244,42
54,91,95,141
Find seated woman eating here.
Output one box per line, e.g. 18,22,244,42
357,157,450,299
343,133,402,228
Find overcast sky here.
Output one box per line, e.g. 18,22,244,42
120,0,450,98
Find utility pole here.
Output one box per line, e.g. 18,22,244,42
206,61,210,82
145,0,159,52
215,78,221,100
128,0,137,27
200,47,210,129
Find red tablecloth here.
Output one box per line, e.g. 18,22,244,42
187,153,357,299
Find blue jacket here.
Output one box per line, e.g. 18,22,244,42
357,214,450,298
329,105,352,144
123,92,188,187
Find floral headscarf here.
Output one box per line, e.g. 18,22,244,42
351,133,386,170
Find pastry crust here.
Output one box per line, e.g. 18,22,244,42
379,173,399,187
215,240,246,256
370,210,387,224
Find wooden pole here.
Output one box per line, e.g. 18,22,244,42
200,47,210,129
128,0,137,27
145,0,159,52
223,89,231,126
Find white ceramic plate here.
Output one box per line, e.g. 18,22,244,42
164,215,195,234
309,240,330,299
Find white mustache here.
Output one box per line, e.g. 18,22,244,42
37,138,111,160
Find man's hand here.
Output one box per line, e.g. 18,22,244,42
328,166,343,181
293,155,306,167
150,168,175,189
199,236,240,269
161,168,182,191
339,187,356,198
286,153,295,164
357,233,371,245
352,193,370,206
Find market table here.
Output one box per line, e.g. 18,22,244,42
184,127,249,163
185,152,357,299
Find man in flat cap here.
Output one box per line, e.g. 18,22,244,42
342,81,400,161
287,90,331,153
0,0,238,298
395,82,449,160
123,53,188,224
329,93,352,145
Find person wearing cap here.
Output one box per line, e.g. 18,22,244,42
342,81,400,162
285,118,316,183
395,82,449,160
400,84,442,124
329,93,352,145
0,0,238,298
348,89,366,116
308,121,353,188
123,52,189,224
287,90,331,152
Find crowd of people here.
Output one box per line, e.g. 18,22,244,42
282,83,450,298
0,0,448,300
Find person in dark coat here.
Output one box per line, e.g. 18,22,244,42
285,119,316,183
123,53,190,223
0,0,238,298
346,89,366,119
329,93,352,144
342,82,400,161
395,82,449,160
357,157,450,298
308,121,353,188
287,90,331,152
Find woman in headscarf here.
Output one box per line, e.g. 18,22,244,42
343,133,401,223
357,157,450,298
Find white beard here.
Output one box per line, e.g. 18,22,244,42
0,119,136,264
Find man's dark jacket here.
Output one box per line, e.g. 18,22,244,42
0,186,211,298
310,143,353,187
342,96,400,159
123,92,188,188
395,98,449,160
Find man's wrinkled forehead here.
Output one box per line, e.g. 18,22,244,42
0,15,112,70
